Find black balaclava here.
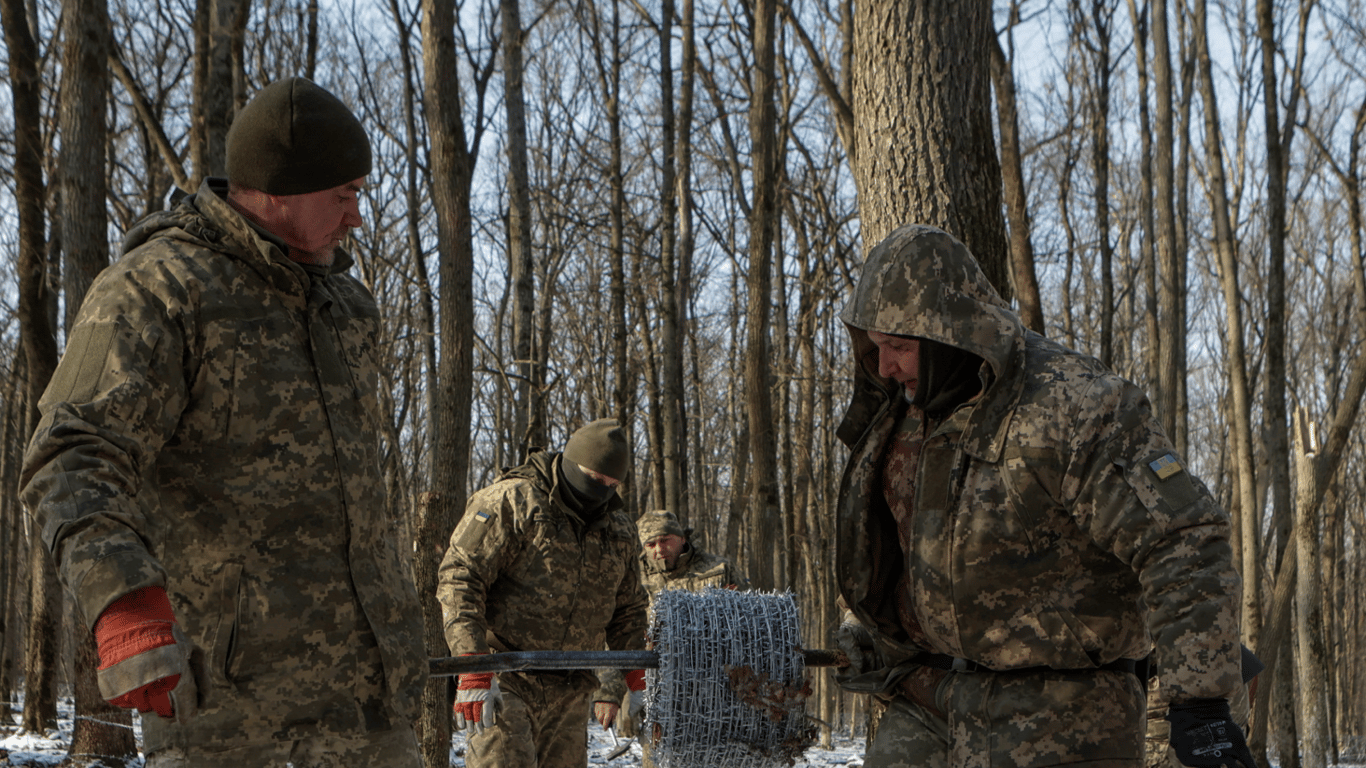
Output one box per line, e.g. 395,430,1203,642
559,458,617,515
912,337,985,414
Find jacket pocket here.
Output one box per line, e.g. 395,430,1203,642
207,561,243,688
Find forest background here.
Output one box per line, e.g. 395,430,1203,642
0,0,1362,766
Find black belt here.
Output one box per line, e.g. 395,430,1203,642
910,651,1151,679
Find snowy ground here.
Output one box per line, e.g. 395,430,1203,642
5,696,1362,768
0,696,867,767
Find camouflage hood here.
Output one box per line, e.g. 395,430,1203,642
837,225,1027,453
840,224,1022,389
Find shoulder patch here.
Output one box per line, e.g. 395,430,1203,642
454,510,494,551
1148,453,1183,480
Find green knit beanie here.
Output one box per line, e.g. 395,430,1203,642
636,509,685,544
226,77,372,195
563,418,629,481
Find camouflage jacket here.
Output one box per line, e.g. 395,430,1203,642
20,178,425,751
597,544,748,701
835,224,1242,705
639,544,748,594
437,450,649,667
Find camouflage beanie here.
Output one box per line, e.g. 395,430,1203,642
637,509,685,544
226,77,371,195
563,418,629,481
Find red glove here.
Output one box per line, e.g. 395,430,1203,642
625,669,647,720
453,654,502,735
93,586,192,719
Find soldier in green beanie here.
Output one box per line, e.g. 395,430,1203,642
21,77,425,766
438,418,650,768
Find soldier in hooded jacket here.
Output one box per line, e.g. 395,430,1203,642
19,78,425,767
594,508,748,758
438,418,650,768
833,224,1251,768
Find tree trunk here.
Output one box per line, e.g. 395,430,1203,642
1152,0,1185,444
745,0,782,591
1291,408,1328,768
850,0,1009,296
1193,0,1260,655
989,26,1044,335
503,0,539,459
418,0,481,760
656,0,688,526
7,0,59,734
1125,0,1161,392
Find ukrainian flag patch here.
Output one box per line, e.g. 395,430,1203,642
1149,453,1183,480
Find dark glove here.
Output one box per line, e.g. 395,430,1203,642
834,613,881,674
93,586,197,722
1166,699,1257,768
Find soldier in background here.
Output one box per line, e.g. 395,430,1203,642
595,508,748,761
438,418,650,768
19,77,426,766
831,224,1255,768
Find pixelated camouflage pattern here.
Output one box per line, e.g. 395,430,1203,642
463,672,596,768
835,224,1242,708
1143,675,1251,768
20,177,425,753
866,669,1145,768
437,450,649,659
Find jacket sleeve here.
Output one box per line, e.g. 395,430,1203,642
20,263,190,629
436,485,524,656
1065,376,1243,705
604,528,649,654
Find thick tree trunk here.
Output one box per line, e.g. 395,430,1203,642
850,0,1009,296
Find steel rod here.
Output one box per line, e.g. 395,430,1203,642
428,648,847,677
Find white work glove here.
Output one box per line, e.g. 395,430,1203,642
627,689,645,720
454,673,502,737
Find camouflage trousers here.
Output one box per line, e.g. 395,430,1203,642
865,668,1146,768
1143,676,1252,768
465,671,596,768
144,724,420,768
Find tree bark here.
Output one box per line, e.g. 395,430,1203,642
503,0,540,458
418,0,483,760
1291,408,1328,768
849,0,1009,296
989,26,1044,335
745,0,782,591
1152,0,1185,445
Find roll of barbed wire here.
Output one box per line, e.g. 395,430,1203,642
644,588,816,768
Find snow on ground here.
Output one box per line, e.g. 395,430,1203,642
1,696,866,767
5,696,1362,768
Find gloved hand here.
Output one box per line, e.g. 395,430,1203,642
1167,699,1257,768
625,669,646,720
834,612,881,674
454,661,502,737
93,586,196,722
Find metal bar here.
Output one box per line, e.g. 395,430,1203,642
428,648,848,677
